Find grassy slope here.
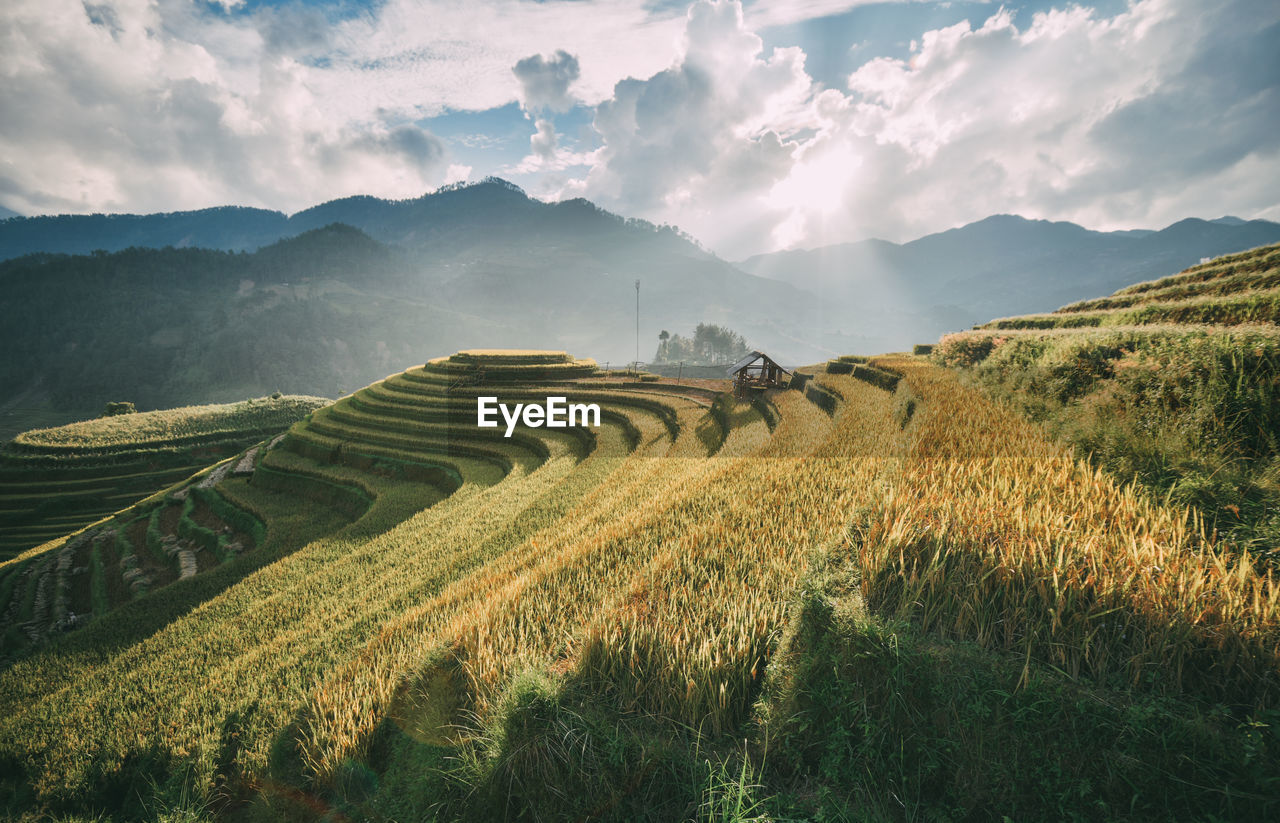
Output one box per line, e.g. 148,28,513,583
940,243,1280,561
12,397,327,450
978,242,1280,329
0,350,1275,821
0,396,329,560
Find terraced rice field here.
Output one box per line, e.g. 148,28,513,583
976,242,1280,329
0,428,297,656
0,396,326,559
0,348,1276,818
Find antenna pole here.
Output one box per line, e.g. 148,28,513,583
634,279,640,372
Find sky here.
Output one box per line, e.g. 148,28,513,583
1,0,1277,258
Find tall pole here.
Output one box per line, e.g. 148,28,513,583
634,279,640,373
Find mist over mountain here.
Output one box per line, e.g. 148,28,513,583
3,178,1279,421
739,215,1280,352
0,206,21,221
0,184,825,417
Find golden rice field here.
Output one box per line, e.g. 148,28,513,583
0,347,1276,819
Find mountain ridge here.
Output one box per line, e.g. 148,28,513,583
0,178,709,263
0,214,824,417
4,185,1280,384
737,214,1280,353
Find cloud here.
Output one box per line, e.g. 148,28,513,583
513,50,581,113
301,0,689,120
0,0,691,215
560,0,821,253
0,0,466,214
530,119,559,159
507,118,596,175
509,50,589,175
832,0,1280,239
3,0,1276,253
743,0,907,30
556,0,1280,257
347,125,446,173
444,163,473,184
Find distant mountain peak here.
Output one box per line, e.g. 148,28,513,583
0,205,22,221
975,213,1033,224
269,222,375,244
431,176,529,199
1211,216,1247,226
475,176,527,195
967,213,1086,230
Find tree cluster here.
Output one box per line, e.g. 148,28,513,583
654,323,750,365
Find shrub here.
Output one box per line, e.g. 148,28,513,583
101,401,137,417
934,333,998,366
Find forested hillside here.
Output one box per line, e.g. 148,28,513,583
0,227,481,414
0,215,816,418
0,179,702,264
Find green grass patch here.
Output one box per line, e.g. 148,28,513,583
191,487,266,548
88,540,109,618
937,325,1280,562
11,396,328,452
756,551,1280,821
981,244,1280,331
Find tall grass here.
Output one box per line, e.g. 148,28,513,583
857,355,1280,704
936,326,1280,559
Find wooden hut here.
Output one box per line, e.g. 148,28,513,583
728,351,790,398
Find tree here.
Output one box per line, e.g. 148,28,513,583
658,330,670,361
101,401,137,417
652,324,749,365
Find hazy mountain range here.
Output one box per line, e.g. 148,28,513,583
0,181,815,420
738,214,1280,352
1,178,1277,422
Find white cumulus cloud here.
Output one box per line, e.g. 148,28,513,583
558,0,1280,257
2,0,1275,254
0,0,461,214
0,0,689,215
